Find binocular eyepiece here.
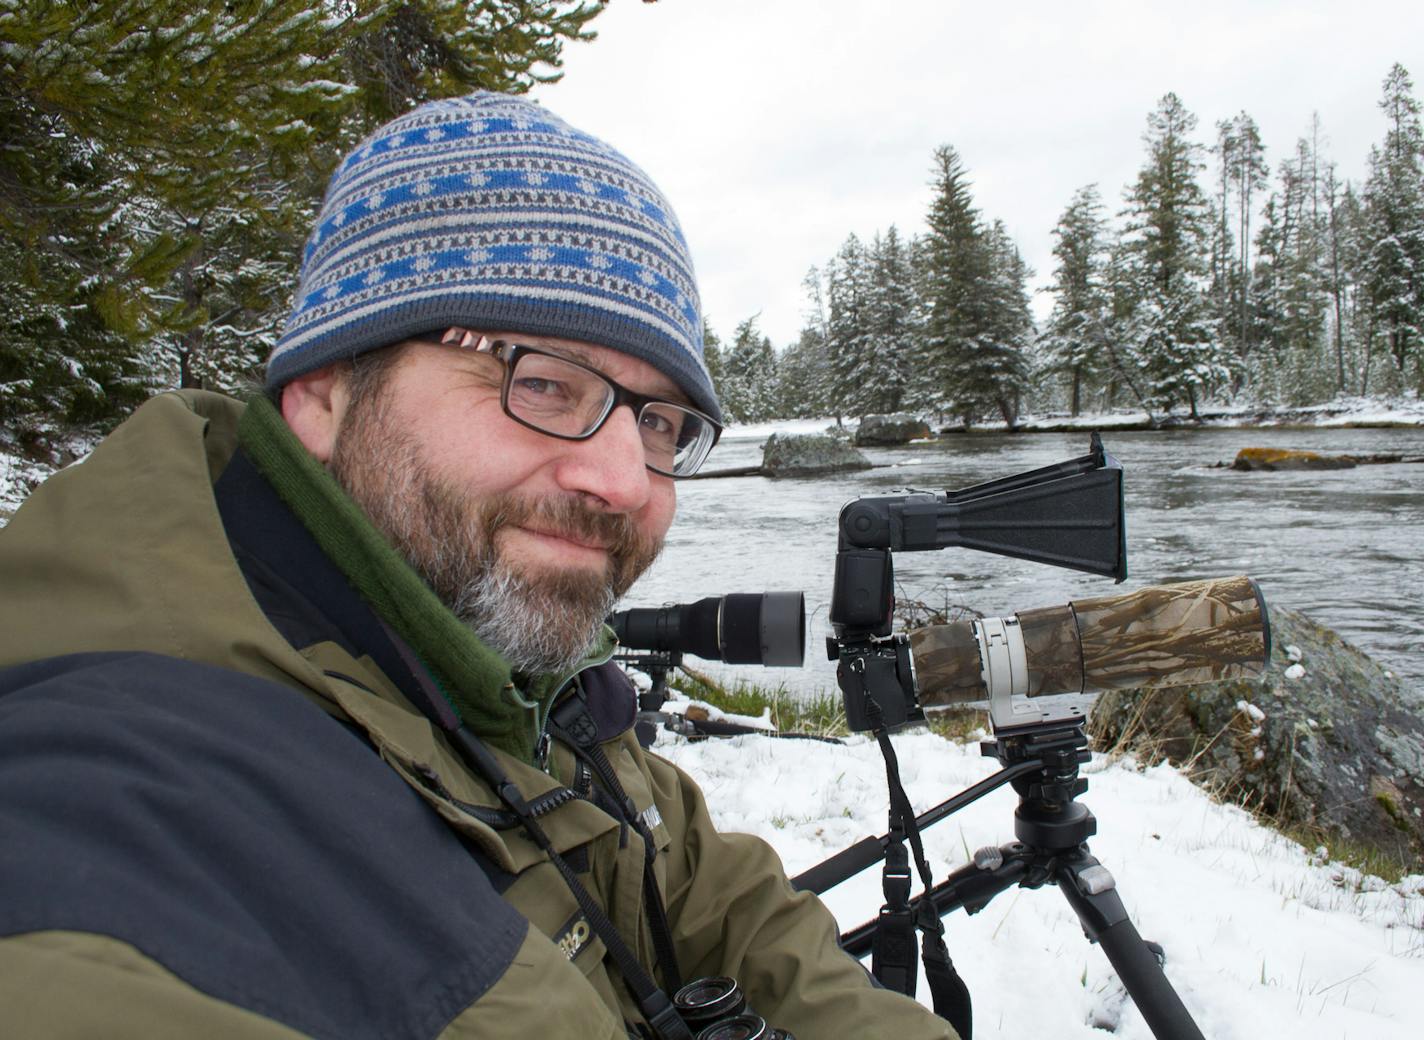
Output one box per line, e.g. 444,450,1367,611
673,975,795,1040
610,592,805,667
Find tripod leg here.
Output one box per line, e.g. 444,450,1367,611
1055,851,1205,1040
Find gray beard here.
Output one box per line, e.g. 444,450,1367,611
446,555,620,676
328,385,661,675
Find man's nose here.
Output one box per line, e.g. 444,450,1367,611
555,405,654,511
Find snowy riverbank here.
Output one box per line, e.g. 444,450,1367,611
719,394,1424,442
658,727,1424,1039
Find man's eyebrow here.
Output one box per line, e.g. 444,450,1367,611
513,338,692,406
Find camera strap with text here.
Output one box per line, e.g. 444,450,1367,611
549,684,683,996
447,720,694,1040
867,702,973,1040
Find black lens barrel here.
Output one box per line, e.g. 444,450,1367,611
610,592,805,666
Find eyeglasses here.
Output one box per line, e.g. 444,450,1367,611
423,328,722,478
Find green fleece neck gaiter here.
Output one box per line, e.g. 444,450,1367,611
237,396,581,764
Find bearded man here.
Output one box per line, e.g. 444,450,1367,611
0,93,954,1040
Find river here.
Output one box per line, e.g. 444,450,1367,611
627,422,1424,701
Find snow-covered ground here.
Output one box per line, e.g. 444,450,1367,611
1014,394,1424,431
656,722,1424,1039
714,394,1424,440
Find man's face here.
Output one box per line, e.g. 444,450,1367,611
327,334,678,674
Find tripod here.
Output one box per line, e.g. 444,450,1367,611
792,720,1205,1040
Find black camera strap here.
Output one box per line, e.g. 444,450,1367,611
867,704,973,1040
549,689,683,996
446,723,693,1040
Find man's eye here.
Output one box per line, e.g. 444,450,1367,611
514,376,569,400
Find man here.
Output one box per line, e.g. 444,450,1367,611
0,93,954,1038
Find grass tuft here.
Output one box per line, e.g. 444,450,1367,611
669,667,848,737
669,668,987,744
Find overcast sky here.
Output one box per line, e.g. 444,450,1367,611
531,1,1424,347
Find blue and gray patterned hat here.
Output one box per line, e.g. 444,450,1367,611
268,92,719,422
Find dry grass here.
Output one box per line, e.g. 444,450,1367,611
669,667,849,738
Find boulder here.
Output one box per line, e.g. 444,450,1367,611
854,413,932,447
1231,447,1355,471
760,432,872,477
1088,607,1424,869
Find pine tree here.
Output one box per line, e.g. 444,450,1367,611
1227,113,1268,368
979,220,1034,425
1321,166,1364,393
825,233,874,417
0,0,607,438
1360,63,1424,390
343,1,602,126
1043,185,1110,415
790,265,838,420
919,145,1012,425
1252,132,1332,403
774,328,832,419
701,317,724,390
862,226,916,414
1209,118,1238,352
1117,94,1226,416
719,315,777,423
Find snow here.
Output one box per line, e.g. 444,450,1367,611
1235,700,1267,723
1015,394,1424,431
715,395,1424,440
656,728,1424,1038
1,452,51,521
721,417,844,440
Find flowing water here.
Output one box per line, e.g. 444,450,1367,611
628,424,1424,700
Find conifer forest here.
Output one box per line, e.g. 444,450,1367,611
711,70,1424,427
3,3,1422,447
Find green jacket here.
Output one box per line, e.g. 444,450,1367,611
0,390,954,1039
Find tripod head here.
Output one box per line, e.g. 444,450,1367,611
988,721,1096,852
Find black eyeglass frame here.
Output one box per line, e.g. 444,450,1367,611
420,329,723,478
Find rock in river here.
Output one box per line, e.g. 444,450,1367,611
761,432,872,477
1231,447,1355,471
854,413,932,446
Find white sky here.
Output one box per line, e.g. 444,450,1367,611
532,0,1424,346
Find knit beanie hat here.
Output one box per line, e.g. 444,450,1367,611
267,92,720,422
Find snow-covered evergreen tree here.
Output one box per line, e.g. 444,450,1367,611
1252,133,1333,403
1117,94,1228,416
862,226,917,414
0,0,606,437
918,145,1026,425
1042,185,1110,415
825,233,875,417
1360,63,1424,391
719,315,778,423
979,220,1034,425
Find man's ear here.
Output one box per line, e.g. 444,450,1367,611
279,363,350,463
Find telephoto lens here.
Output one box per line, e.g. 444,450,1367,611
610,592,805,666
